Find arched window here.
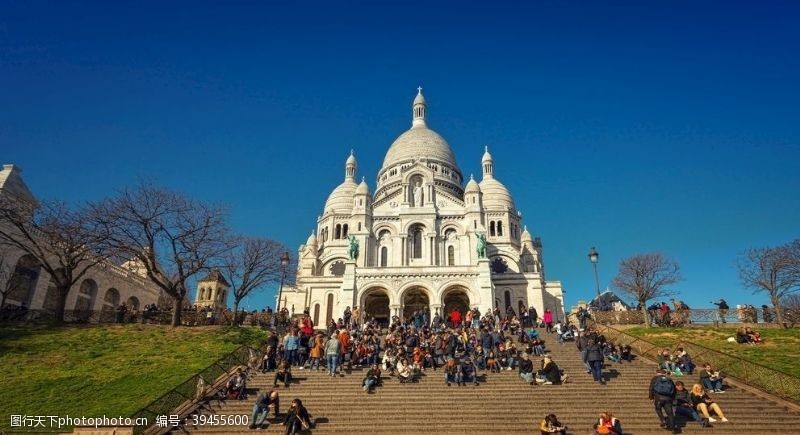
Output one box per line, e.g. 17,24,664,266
357,222,361,231
380,246,388,267
447,245,455,266
325,294,334,324
342,224,349,238
497,221,503,237
335,224,342,239
313,303,320,325
490,221,496,237
504,290,512,313
412,227,423,259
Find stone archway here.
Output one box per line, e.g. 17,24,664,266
362,287,391,326
402,286,430,321
442,286,471,318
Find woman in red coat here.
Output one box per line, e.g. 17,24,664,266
449,309,462,329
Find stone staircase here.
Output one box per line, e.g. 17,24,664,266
182,330,800,434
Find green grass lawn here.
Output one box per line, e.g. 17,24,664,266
0,324,269,431
624,326,800,378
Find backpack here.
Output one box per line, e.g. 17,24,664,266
653,376,675,396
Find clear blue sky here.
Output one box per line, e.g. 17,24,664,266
1,1,798,311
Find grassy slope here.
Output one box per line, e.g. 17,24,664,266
0,324,268,430
624,326,800,378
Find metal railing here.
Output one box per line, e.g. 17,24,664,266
128,343,263,434
586,308,800,327
590,322,800,404
0,308,277,327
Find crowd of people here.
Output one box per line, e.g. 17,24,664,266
211,303,748,434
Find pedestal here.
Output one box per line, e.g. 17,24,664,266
476,258,494,314
338,260,358,318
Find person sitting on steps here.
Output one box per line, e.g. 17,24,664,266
282,398,311,435
486,350,499,373
397,358,417,383
273,360,293,389
698,363,724,392
691,384,729,423
593,411,623,435
539,413,567,435
518,352,535,385
249,386,280,429
444,357,462,386
620,344,633,362
226,367,247,400
362,363,382,393
674,381,708,428
536,355,566,385
461,357,479,386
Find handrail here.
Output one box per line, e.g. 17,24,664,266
589,321,800,404
128,341,267,434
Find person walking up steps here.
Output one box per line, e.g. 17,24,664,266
649,368,676,431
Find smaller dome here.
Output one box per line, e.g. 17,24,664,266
465,174,480,194
324,180,357,213
306,231,317,246
346,150,356,166
521,226,532,243
355,177,369,195
479,178,514,210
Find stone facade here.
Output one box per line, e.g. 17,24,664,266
280,90,564,326
0,164,162,313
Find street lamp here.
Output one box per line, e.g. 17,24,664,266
276,251,291,312
588,246,601,300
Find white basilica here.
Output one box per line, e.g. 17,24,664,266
281,89,564,326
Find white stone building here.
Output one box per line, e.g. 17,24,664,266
0,164,162,314
280,90,564,326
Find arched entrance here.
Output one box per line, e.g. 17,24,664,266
402,286,429,321
362,288,390,327
442,286,470,318
6,254,41,307
74,279,98,311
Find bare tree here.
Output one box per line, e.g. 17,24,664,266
0,198,109,323
221,236,292,326
611,253,683,327
91,184,231,327
738,240,800,328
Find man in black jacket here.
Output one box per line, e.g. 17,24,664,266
649,368,676,431
518,352,535,385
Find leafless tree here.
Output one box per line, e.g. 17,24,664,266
781,294,800,327
611,253,683,327
91,184,232,327
0,197,109,323
221,236,292,326
738,240,800,328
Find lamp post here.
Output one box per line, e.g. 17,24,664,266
276,251,291,312
588,246,601,301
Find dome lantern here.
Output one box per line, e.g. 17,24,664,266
412,86,427,127
345,149,357,181
482,146,494,178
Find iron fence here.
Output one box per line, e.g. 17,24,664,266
586,308,800,327
129,344,263,434
591,322,800,404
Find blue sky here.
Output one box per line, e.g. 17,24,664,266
1,1,798,311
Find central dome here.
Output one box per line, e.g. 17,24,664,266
382,125,458,169
379,88,461,176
